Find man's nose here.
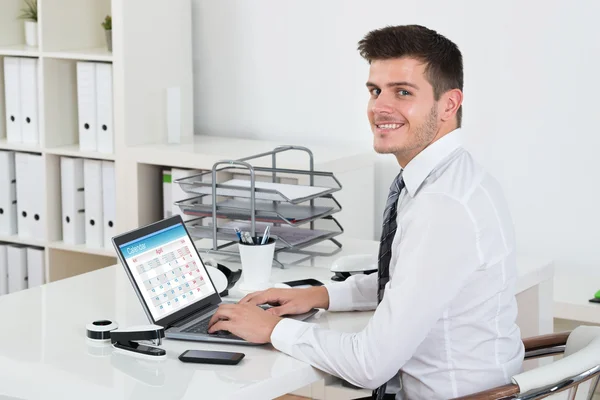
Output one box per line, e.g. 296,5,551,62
371,94,394,114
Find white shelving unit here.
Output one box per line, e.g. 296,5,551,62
1,0,375,284
0,0,196,283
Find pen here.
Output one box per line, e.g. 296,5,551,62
234,227,243,242
260,226,270,245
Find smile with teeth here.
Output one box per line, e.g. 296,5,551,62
376,123,404,129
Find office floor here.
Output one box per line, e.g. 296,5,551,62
277,319,600,400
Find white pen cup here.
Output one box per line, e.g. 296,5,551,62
238,237,276,292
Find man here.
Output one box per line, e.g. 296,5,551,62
208,25,524,399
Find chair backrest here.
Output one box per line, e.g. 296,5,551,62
512,326,600,399
452,326,600,400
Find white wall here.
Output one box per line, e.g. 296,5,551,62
191,0,600,275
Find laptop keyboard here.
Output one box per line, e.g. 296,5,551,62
182,318,237,338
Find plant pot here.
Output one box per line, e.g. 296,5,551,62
24,21,37,47
105,30,112,52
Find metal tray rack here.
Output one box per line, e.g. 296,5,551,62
173,146,344,266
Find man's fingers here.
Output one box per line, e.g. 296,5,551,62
238,292,260,304
208,304,236,327
208,320,233,334
267,304,293,317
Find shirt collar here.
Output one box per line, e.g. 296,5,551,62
402,128,463,197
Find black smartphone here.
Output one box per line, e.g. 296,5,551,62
179,349,245,365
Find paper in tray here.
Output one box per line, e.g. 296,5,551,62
177,198,338,224
188,179,333,202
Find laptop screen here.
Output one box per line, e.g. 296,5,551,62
117,222,217,321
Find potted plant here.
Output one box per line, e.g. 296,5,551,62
19,0,38,47
101,15,112,51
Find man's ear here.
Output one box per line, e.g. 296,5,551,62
440,89,463,123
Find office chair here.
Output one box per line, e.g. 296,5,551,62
453,326,600,400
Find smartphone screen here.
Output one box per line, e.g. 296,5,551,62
179,349,245,365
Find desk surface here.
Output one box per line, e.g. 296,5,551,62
0,238,553,400
554,272,600,324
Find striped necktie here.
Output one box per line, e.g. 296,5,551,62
373,172,405,400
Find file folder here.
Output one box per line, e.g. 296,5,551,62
19,58,39,145
15,152,32,238
0,151,17,235
4,57,22,143
96,63,114,154
101,161,115,249
7,245,27,293
26,247,45,288
84,159,104,247
77,62,97,152
163,169,172,219
28,154,45,240
60,157,85,245
0,244,7,295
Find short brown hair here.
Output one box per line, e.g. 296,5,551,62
358,25,464,128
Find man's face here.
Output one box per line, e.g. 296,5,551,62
367,57,440,165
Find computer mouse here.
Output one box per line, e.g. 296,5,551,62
595,290,600,299
330,254,378,273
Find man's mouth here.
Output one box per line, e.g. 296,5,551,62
375,123,404,130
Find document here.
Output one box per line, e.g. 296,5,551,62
190,179,331,203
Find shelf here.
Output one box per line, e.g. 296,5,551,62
0,138,42,153
0,44,40,57
44,144,115,160
43,47,112,62
130,135,374,172
0,234,46,248
48,241,116,258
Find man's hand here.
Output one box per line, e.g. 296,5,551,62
207,304,282,344
239,286,330,317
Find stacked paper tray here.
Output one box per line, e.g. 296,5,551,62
185,219,343,251
176,169,341,204
175,195,341,226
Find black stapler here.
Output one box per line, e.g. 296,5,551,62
110,325,167,358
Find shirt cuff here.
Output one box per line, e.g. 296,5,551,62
270,318,311,355
324,282,352,312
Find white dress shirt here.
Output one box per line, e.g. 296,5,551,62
270,129,525,399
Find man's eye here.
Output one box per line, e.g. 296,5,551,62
398,89,411,96
370,88,381,96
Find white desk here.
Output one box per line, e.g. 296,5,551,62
0,238,554,400
554,272,600,325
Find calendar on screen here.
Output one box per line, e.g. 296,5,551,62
119,223,216,320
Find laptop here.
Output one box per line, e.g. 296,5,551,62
112,215,318,345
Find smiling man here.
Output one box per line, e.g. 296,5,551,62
208,25,524,399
